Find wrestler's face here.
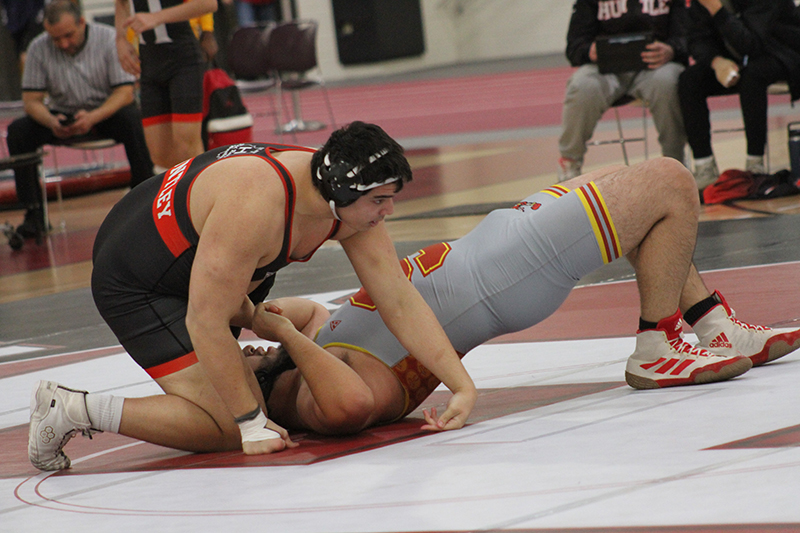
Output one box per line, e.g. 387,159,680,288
337,184,397,231
45,14,87,56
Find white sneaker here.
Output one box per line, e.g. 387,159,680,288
29,381,98,471
692,291,800,367
693,156,719,190
557,157,582,182
625,311,752,389
745,155,766,174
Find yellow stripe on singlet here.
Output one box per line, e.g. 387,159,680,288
574,182,621,264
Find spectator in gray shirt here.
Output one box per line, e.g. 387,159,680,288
4,0,153,240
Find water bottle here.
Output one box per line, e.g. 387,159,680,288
790,121,800,187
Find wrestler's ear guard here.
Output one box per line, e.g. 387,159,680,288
315,148,399,212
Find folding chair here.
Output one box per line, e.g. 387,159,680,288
266,20,336,135
227,24,282,135
45,137,120,231
586,95,650,166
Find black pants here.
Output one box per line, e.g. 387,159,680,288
5,103,154,207
678,55,788,159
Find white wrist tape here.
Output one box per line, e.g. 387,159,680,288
237,409,282,443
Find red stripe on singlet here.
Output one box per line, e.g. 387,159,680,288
152,158,193,257
145,351,199,378
584,183,621,260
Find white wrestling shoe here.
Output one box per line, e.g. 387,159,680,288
29,380,98,471
692,291,800,367
625,311,752,390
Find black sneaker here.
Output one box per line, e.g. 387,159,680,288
16,209,49,240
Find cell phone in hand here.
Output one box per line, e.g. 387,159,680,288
59,114,76,126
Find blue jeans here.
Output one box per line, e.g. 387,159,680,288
235,1,278,26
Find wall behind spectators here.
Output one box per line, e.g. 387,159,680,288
297,0,573,82
1,0,573,96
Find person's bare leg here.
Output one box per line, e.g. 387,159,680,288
168,120,204,167
561,158,751,388
119,364,243,452
144,122,175,170
563,157,700,321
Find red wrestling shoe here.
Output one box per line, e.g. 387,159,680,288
625,310,752,389
692,291,800,366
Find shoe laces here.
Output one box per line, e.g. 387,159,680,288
729,316,768,332
668,337,714,358
81,428,101,438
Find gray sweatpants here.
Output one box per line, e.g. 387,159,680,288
558,63,687,163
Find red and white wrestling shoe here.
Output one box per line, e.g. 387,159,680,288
625,310,752,390
691,291,800,367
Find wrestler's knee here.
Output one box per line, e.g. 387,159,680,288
641,157,699,212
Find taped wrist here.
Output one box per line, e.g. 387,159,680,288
235,408,282,443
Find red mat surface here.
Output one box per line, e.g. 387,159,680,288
2,383,624,478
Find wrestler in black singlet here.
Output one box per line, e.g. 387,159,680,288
91,143,341,377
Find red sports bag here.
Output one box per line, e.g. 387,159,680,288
202,67,254,150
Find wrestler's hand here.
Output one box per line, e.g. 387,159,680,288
420,387,477,432
251,302,296,343
116,36,140,76
642,41,674,69
239,410,297,454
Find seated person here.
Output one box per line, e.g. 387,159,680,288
5,0,153,239
34,158,800,448
557,0,689,181
678,0,800,189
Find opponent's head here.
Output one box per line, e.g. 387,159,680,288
253,345,297,405
311,122,412,212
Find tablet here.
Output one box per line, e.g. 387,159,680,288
595,31,654,74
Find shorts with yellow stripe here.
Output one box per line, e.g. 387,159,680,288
444,181,622,341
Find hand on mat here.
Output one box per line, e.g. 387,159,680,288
421,388,476,431
241,417,298,455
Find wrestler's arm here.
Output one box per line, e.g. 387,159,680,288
252,302,377,434
340,223,477,431
186,160,292,453
265,297,332,338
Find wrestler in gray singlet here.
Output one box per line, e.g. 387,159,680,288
313,182,621,414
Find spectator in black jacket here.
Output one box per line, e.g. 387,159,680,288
557,0,689,181
678,0,800,190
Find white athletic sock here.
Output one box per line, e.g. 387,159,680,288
85,394,124,433
694,155,715,167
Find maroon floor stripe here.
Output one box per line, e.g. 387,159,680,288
2,383,622,478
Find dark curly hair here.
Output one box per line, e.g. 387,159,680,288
311,121,413,207
254,346,297,404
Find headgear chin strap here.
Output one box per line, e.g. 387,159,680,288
315,148,400,208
